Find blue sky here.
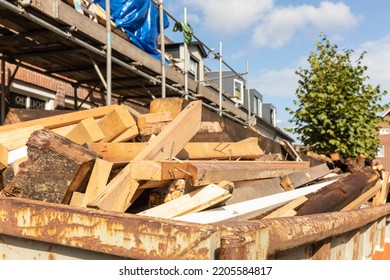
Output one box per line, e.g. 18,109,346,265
162,0,390,142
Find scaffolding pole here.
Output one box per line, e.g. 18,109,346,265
159,0,166,98
219,41,223,117
183,6,189,100
105,0,112,105
246,60,251,123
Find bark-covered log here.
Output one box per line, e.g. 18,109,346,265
295,167,379,215
1,129,97,204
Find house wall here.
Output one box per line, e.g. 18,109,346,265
1,62,109,114
376,115,390,172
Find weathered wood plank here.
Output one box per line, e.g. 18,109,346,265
149,98,184,118
137,111,173,128
138,183,232,219
88,101,202,212
280,163,331,191
161,160,310,186
226,177,285,205
0,105,118,133
373,171,389,206
65,117,104,145
295,168,379,215
1,129,97,204
341,180,382,211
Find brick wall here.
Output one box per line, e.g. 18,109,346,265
376,115,390,172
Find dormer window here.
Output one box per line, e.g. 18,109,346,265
233,79,244,104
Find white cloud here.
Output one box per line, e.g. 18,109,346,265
252,1,360,48
252,68,298,98
356,35,390,98
183,0,274,34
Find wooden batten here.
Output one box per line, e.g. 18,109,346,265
0,105,118,133
65,117,105,145
0,143,7,170
341,180,383,211
0,124,43,150
262,196,308,219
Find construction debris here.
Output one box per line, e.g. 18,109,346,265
0,98,388,224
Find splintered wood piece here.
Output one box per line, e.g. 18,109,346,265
262,196,308,219
341,180,382,211
65,117,105,145
149,97,184,118
161,160,310,186
0,124,43,150
295,168,379,215
88,101,202,212
1,129,97,204
137,111,173,128
280,163,331,191
0,105,118,133
81,158,113,206
138,183,232,219
97,105,137,143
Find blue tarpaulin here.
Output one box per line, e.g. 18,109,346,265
93,0,169,60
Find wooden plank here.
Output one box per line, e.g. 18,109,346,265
1,129,97,204
110,126,139,143
65,117,104,145
137,112,173,129
88,142,144,163
280,163,331,191
51,124,77,136
81,158,113,207
262,196,308,219
69,191,85,206
373,171,389,205
88,101,202,212
0,143,7,170
174,179,337,224
226,178,285,205
0,124,43,150
138,183,232,219
97,105,137,143
149,98,184,118
177,137,264,160
295,168,379,215
0,105,118,133
306,151,333,165
341,180,383,211
161,160,310,186
4,108,72,124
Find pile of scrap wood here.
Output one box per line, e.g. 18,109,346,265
0,99,388,222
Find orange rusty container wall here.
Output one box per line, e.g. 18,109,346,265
373,243,390,260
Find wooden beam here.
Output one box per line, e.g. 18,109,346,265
1,129,97,204
177,137,264,160
65,117,104,145
161,160,310,186
306,151,333,165
226,177,285,205
295,168,379,215
149,98,184,118
174,179,337,224
88,101,202,212
137,112,173,129
0,124,43,150
341,180,383,211
110,126,139,143
0,105,118,133
373,171,389,206
138,183,232,219
97,105,137,143
0,143,7,170
280,163,331,191
81,158,113,207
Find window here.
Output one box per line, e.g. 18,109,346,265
257,97,262,118
233,79,244,103
188,56,199,81
9,81,55,110
377,145,385,157
270,108,277,126
380,128,390,135
253,96,259,116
